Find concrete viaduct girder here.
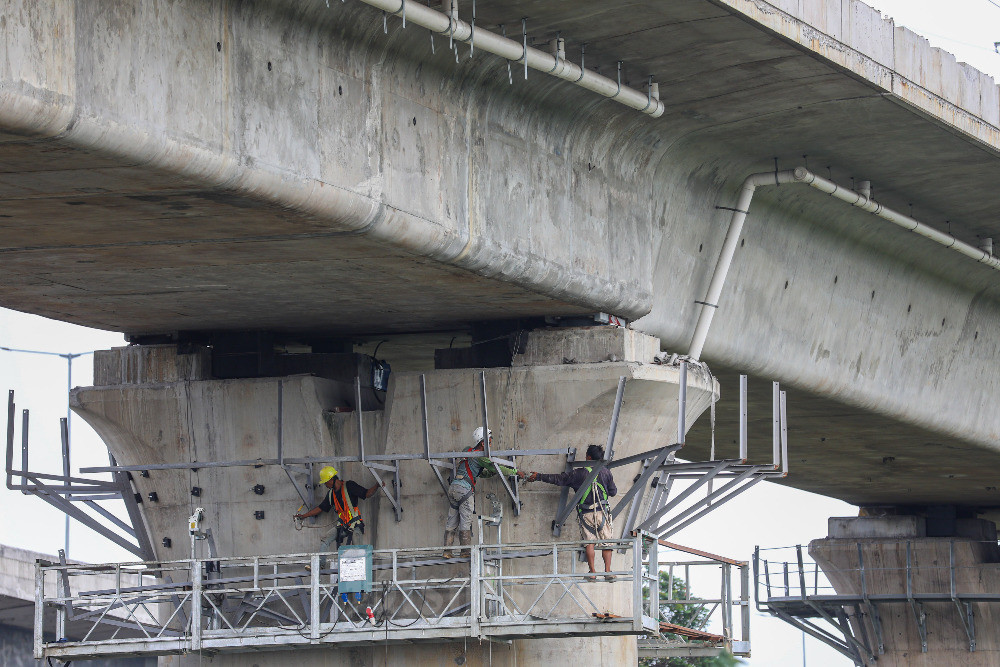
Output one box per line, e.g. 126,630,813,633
2,0,999,508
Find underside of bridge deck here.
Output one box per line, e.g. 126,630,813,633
2,0,999,508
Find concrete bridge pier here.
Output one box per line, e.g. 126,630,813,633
809,516,1000,666
68,326,716,665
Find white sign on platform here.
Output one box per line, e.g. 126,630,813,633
340,554,367,581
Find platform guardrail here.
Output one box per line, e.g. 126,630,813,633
36,535,661,660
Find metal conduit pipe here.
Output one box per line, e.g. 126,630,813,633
688,166,1000,360
355,0,665,117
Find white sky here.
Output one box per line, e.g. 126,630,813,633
2,1,997,664
869,0,1000,80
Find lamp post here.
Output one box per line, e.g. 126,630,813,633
0,346,94,559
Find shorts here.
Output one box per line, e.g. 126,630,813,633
578,504,614,549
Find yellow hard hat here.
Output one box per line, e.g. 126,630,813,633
318,466,338,484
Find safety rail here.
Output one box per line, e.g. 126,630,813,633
35,534,660,660
754,543,1000,666
637,540,751,659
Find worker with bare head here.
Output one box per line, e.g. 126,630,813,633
442,427,518,557
295,466,377,568
524,445,618,580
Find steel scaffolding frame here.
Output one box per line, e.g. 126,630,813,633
79,371,571,519
564,366,791,543
12,361,792,569
637,539,752,659
754,542,1000,666
34,534,662,660
14,359,785,661
4,390,154,560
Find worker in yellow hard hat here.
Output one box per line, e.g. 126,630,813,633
295,466,378,568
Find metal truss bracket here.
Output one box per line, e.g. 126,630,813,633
855,544,884,655
365,459,403,522
772,607,862,665
354,377,403,522
834,605,876,665
631,374,789,539
950,540,976,651
867,601,885,654
478,372,520,516
905,541,928,653
276,382,315,509
617,455,651,542
551,447,576,537
955,600,976,652
421,375,453,497
5,390,154,560
909,599,928,653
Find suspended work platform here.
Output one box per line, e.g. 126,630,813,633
35,534,662,660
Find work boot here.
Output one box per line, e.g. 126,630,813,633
442,530,457,559
458,530,473,553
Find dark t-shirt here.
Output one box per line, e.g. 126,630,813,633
536,466,617,506
318,480,368,514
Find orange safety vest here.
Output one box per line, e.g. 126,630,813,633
330,484,361,528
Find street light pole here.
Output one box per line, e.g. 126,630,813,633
0,346,94,559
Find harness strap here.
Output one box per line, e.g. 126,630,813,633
331,485,361,528
448,447,480,508
463,456,476,487
578,466,609,508
448,486,476,510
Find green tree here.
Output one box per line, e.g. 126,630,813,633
640,571,744,667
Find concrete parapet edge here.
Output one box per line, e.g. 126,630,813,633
712,0,1000,153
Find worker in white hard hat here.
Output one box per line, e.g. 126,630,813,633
442,426,518,557
295,466,378,568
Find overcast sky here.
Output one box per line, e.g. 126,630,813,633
869,0,1000,79
2,2,997,665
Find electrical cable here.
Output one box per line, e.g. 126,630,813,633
292,505,327,530
387,575,456,627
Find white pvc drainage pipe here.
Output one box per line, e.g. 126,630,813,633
688,166,1000,361
356,0,665,118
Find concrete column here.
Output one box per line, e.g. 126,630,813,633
70,328,717,665
810,516,1000,665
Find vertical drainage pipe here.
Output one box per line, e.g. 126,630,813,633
688,166,1000,360
676,361,687,445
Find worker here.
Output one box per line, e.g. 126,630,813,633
443,426,518,557
295,466,378,568
523,445,618,580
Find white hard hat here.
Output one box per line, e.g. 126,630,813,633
472,426,492,445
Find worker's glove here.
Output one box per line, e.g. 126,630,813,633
358,520,366,535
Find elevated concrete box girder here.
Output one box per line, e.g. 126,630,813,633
2,2,1000,529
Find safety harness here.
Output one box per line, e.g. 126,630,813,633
448,448,480,509
330,484,362,530
578,466,612,531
